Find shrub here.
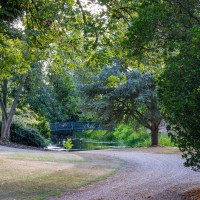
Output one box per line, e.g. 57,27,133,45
14,108,51,139
113,124,150,147
10,122,46,148
63,138,73,150
36,117,51,139
112,124,175,147
83,130,108,141
159,133,176,147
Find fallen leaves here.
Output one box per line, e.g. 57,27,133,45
186,188,200,200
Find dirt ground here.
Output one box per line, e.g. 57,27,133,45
0,145,121,200
0,146,199,200
49,148,200,200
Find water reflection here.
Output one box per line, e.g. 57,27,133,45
71,138,120,150
52,137,124,151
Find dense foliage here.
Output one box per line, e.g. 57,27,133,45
0,120,46,148
23,63,79,123
112,124,175,147
10,124,46,148
159,58,200,171
113,124,150,147
0,0,85,139
83,124,175,148
14,107,51,139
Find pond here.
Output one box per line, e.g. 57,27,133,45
71,138,123,151
51,137,125,151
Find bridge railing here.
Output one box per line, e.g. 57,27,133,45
50,122,102,131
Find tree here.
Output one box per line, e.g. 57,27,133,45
69,0,200,167
0,0,47,139
0,0,88,139
0,37,32,138
159,56,200,171
79,61,162,146
121,0,200,169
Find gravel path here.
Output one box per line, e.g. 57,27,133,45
49,150,200,200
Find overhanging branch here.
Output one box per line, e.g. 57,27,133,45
76,0,87,25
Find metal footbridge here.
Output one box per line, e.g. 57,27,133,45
50,122,102,131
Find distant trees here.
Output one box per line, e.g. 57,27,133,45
80,62,162,146
24,63,79,123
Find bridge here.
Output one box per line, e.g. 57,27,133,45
50,122,103,131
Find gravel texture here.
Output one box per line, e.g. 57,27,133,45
49,149,200,200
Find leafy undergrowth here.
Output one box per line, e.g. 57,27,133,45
0,146,120,200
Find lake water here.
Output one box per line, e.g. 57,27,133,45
51,138,125,151
71,138,121,150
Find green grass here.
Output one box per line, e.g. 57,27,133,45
159,134,177,147
111,124,176,147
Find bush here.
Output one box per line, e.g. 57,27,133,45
159,134,176,147
112,124,150,147
83,130,108,141
112,124,175,147
10,122,46,148
14,108,51,139
63,138,74,150
36,117,51,139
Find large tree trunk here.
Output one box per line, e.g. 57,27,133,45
0,74,27,139
149,94,162,146
150,123,159,146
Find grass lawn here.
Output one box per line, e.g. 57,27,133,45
0,146,120,200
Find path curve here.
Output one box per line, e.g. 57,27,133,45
49,150,200,200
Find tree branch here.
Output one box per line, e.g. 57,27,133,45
76,0,87,25
134,110,151,129
5,73,28,135
176,0,200,24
